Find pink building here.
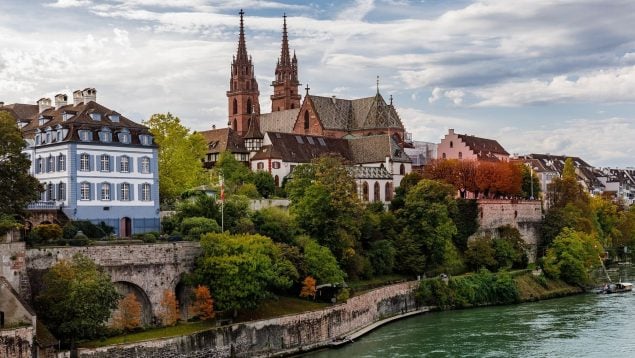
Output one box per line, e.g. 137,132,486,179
437,129,509,162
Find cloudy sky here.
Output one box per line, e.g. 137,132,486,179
2,0,635,167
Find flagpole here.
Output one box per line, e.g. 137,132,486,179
220,173,225,232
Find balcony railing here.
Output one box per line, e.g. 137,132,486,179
26,201,59,210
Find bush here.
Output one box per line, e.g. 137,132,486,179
336,287,350,302
72,221,106,239
143,233,157,243
62,223,79,240
236,183,261,199
416,269,519,309
32,224,62,241
180,217,220,240
367,240,396,275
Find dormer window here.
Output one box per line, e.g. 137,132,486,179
79,130,92,142
109,113,120,122
62,112,73,121
99,128,112,143
35,134,41,145
89,112,101,121
139,134,153,146
57,130,63,142
118,129,130,144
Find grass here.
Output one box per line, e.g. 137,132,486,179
235,296,329,322
515,273,582,302
79,320,217,348
80,296,329,349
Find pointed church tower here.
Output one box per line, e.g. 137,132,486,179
227,9,260,136
271,14,301,112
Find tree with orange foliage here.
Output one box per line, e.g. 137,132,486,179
158,290,179,326
299,276,317,300
111,292,142,331
190,285,215,321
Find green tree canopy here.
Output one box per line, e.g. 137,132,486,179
543,228,603,286
396,179,458,274
194,232,297,313
253,171,276,198
144,113,207,204
0,111,41,218
252,207,299,244
297,236,346,285
35,254,120,347
287,156,363,274
520,164,541,199
213,151,253,194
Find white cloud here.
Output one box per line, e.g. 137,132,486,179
46,0,91,8
428,87,464,105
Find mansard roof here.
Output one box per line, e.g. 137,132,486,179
18,100,147,138
2,103,38,119
199,127,249,154
457,133,509,159
347,134,412,164
307,93,404,131
251,132,352,163
260,108,299,133
520,153,603,189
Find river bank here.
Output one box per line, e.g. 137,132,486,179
74,271,581,358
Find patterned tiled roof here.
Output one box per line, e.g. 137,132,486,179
308,93,403,131
347,165,392,179
347,135,411,164
260,108,299,133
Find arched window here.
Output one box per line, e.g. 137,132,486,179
399,163,406,175
233,119,237,131
304,111,310,130
458,151,463,159
80,182,90,201
274,175,280,187
291,103,295,109
142,183,151,201
442,153,446,159
101,183,111,201
233,99,238,114
373,182,380,202
362,182,369,201
247,98,252,114
247,118,251,129
450,141,454,148
385,182,392,201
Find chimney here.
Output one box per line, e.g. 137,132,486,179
73,90,82,105
331,95,336,104
0,101,4,107
54,93,68,109
82,88,96,103
212,124,216,129
37,98,52,113
448,128,455,135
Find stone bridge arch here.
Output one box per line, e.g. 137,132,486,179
113,281,153,325
25,242,202,323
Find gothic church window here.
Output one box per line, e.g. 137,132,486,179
374,182,380,202
385,182,392,201
304,111,309,130
247,98,252,114
363,182,369,201
400,164,406,175
233,99,238,115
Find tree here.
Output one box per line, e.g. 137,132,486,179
287,156,363,275
253,171,276,198
465,236,497,271
158,290,179,326
396,179,458,274
144,113,207,204
214,151,252,194
299,237,346,284
35,254,120,347
195,232,298,313
252,207,299,244
111,293,142,331
543,228,603,286
520,164,541,199
0,111,41,218
299,276,317,300
190,285,215,321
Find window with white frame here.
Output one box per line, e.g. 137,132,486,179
141,157,150,174
47,183,54,201
141,183,151,201
100,154,110,172
58,182,66,201
120,156,130,173
80,182,90,200
79,130,91,141
37,157,43,173
47,156,54,172
57,130,63,141
121,183,130,201
57,155,66,171
80,153,90,171
118,131,130,144
101,183,110,201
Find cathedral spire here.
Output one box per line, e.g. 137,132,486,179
271,13,301,112
227,9,260,137
236,9,248,63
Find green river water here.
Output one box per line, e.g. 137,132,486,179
306,266,635,358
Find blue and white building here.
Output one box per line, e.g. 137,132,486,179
8,88,159,236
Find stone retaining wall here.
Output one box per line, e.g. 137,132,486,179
0,327,33,358
77,281,419,358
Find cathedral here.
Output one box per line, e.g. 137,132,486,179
200,10,412,200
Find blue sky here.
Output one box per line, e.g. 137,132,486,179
2,0,635,167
